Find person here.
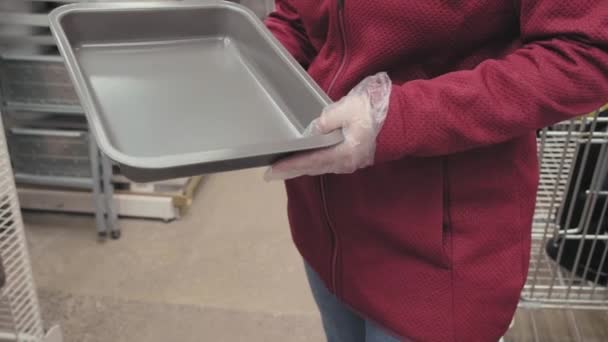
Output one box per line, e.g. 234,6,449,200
263,1,608,341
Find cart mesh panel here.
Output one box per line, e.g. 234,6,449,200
0,119,45,340
523,106,608,309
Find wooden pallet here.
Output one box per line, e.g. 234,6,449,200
112,176,190,193
17,176,204,221
113,176,204,216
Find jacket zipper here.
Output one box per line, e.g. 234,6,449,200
321,0,348,295
326,0,348,95
442,158,452,269
319,178,339,293
319,4,408,338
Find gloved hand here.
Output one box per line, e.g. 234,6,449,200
265,72,392,181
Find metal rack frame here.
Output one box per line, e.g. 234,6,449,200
0,56,121,239
0,1,122,239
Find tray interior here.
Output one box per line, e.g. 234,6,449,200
59,5,327,159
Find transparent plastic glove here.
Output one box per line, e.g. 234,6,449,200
265,72,392,181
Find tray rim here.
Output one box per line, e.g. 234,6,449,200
49,1,342,170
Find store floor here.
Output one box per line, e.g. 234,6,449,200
23,169,608,341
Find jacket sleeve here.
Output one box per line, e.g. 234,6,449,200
265,0,316,68
375,0,608,161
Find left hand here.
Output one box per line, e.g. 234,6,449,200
265,72,392,181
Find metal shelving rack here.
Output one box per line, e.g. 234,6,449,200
0,0,275,235
0,0,124,239
0,0,276,237
0,0,218,238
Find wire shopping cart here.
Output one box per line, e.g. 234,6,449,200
522,104,608,310
0,117,62,341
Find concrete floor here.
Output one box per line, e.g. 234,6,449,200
22,168,608,341
26,168,323,342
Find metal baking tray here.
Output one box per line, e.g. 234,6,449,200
49,1,341,182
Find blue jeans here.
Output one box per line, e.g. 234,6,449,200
305,264,402,342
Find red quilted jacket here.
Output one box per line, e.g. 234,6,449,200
265,1,608,341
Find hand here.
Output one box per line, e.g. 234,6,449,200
265,72,392,181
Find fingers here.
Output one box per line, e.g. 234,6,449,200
303,118,322,137
264,146,339,181
265,78,384,182
317,98,351,134
317,95,369,134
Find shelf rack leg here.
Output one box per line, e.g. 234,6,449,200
88,138,120,239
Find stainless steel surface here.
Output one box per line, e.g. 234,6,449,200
522,108,608,309
50,1,342,181
6,126,92,179
0,56,82,112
